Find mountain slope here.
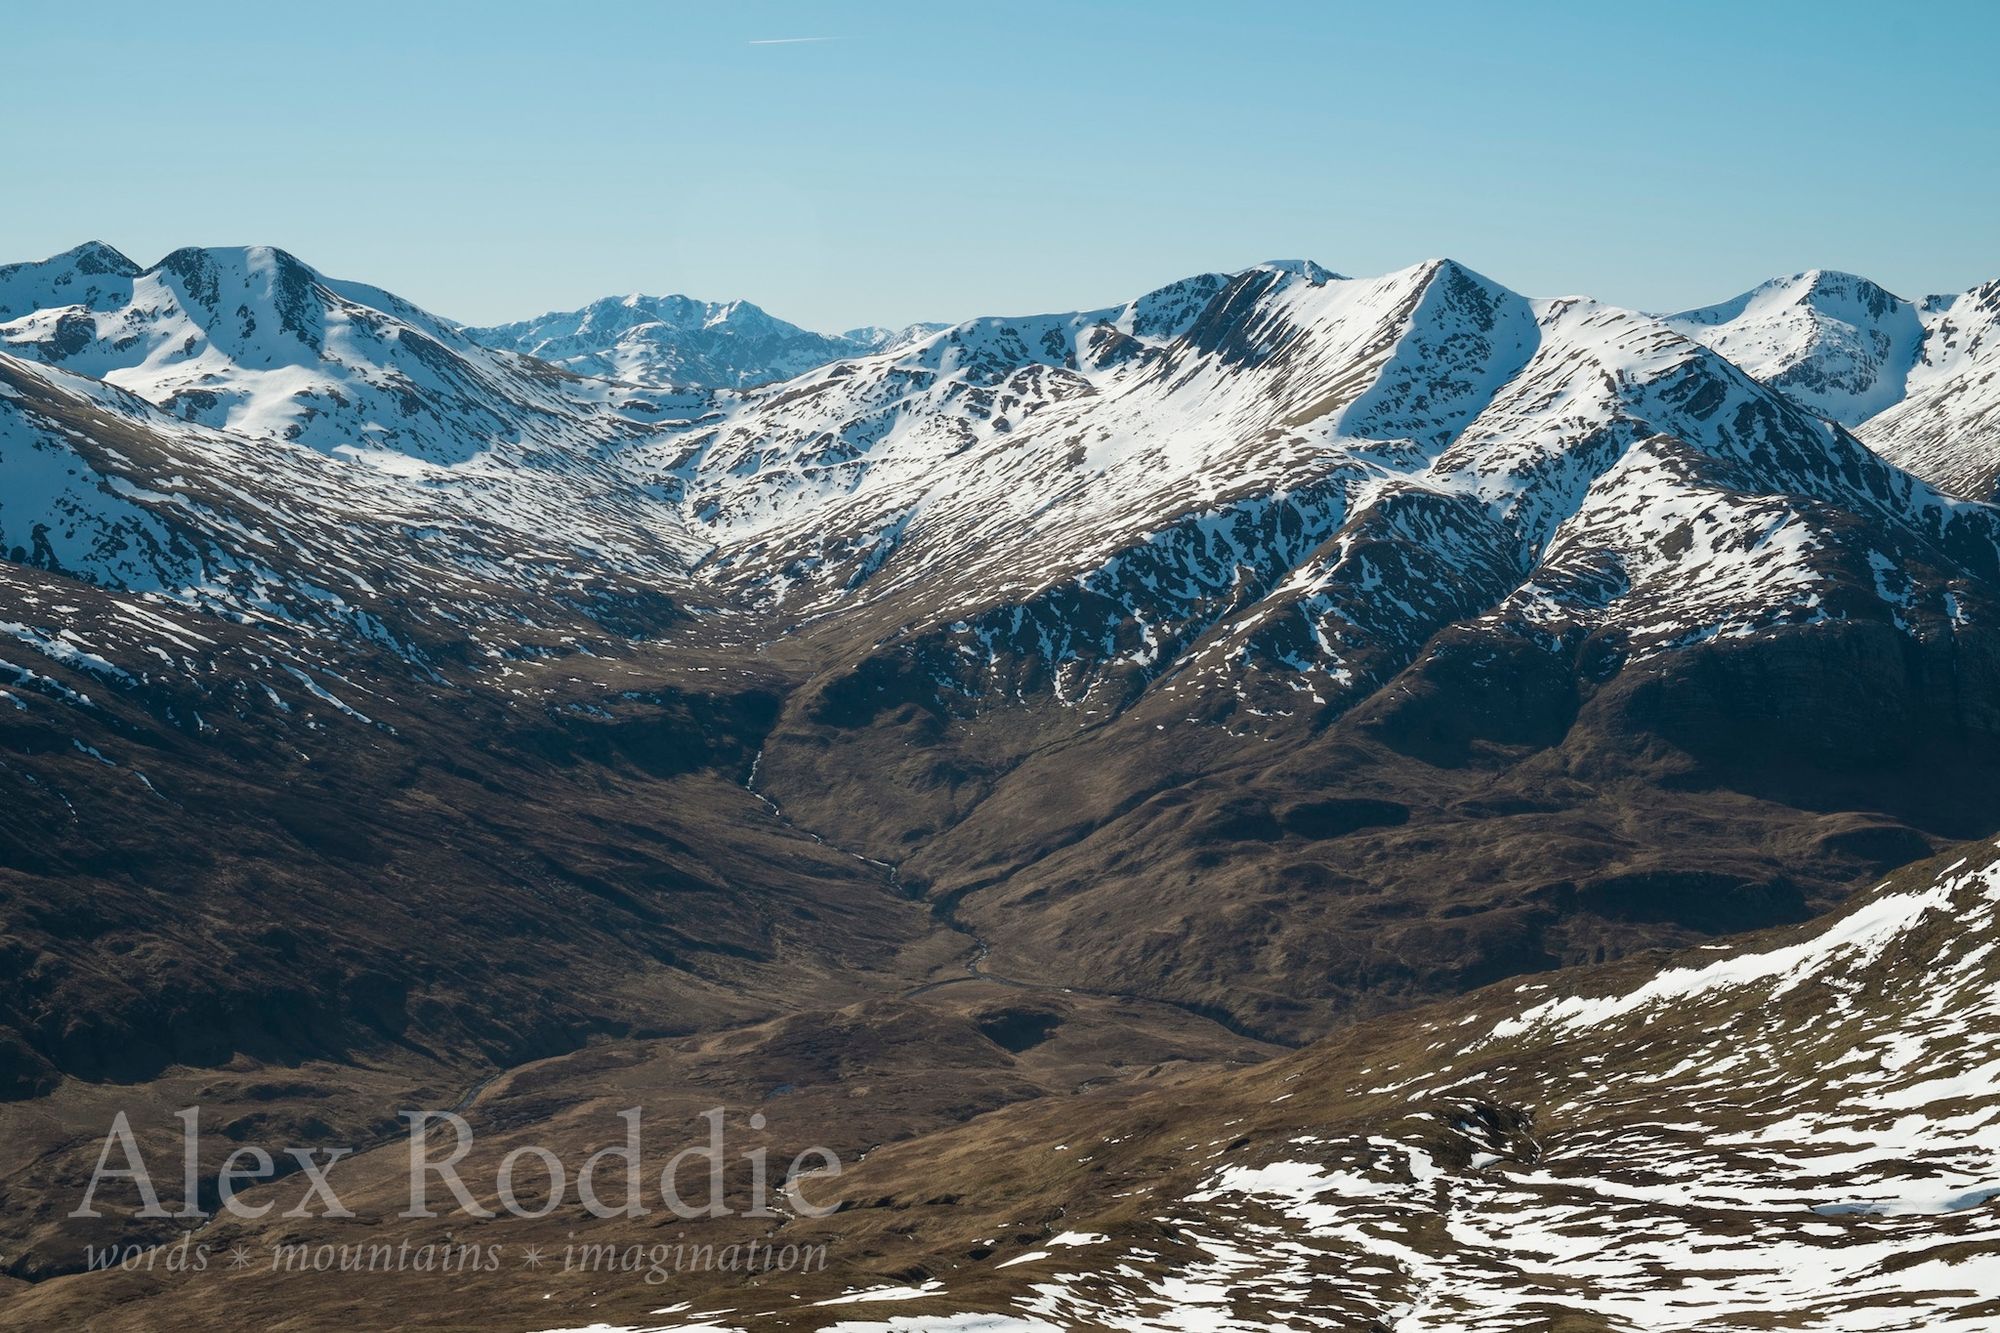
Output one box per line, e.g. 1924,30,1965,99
0,346,712,701
845,837,2000,1330
584,835,2000,1331
501,836,1996,1332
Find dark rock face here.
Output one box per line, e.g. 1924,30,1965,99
1279,798,1410,840
1601,624,2000,832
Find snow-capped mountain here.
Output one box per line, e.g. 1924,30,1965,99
0,242,727,689
1670,269,2000,500
839,320,953,353
1664,269,1924,424
631,257,1996,730
468,292,944,389
0,241,652,465
596,256,1997,1042
0,239,141,318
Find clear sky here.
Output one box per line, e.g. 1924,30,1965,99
7,0,1996,333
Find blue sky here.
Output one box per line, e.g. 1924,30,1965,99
6,1,1996,331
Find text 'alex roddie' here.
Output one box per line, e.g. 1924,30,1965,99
69,1105,843,1222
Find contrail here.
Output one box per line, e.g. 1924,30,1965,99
748,36,842,45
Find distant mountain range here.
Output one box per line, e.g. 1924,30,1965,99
3,239,1999,1318
468,292,947,389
